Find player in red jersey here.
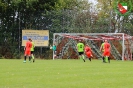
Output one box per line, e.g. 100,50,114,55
103,40,111,63
84,45,93,61
23,38,32,63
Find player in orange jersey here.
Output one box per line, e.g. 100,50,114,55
23,38,32,63
84,45,93,61
103,40,111,63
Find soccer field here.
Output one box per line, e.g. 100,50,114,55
0,59,133,88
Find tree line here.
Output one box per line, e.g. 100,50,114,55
0,0,132,59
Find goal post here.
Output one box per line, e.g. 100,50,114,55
53,33,133,61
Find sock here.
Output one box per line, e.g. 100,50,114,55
102,57,105,62
82,55,85,62
80,56,82,60
24,56,26,61
32,55,34,59
83,59,85,62
82,55,85,59
29,56,31,61
108,57,110,63
89,58,91,61
105,56,108,63
32,55,35,62
33,59,35,62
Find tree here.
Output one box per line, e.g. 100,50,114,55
0,0,60,58
96,0,133,34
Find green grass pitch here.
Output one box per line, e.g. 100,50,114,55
0,59,133,88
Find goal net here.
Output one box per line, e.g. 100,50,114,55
53,33,133,61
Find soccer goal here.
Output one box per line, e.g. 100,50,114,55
53,33,133,61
